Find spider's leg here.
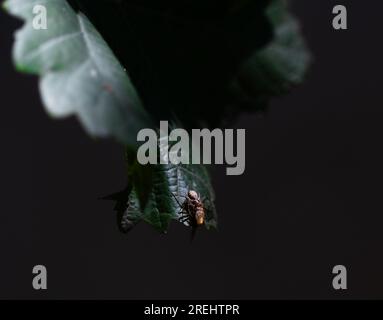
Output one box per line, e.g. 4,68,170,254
180,219,191,227
178,209,190,222
178,211,187,220
178,210,186,218
170,192,183,207
179,209,193,223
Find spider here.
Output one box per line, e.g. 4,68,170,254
171,190,207,228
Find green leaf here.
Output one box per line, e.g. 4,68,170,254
233,0,311,103
4,0,152,147
5,0,310,235
72,0,273,127
115,144,217,234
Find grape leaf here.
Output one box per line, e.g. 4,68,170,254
232,0,311,107
71,0,273,127
111,146,217,234
120,163,217,234
4,0,153,147
4,0,310,234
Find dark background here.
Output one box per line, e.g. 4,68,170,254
1,0,383,299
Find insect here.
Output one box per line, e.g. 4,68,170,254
172,190,207,229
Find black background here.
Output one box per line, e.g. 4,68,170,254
1,0,383,299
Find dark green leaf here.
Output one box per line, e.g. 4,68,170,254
4,0,152,147
233,0,311,104
116,143,217,234
72,0,273,127
5,0,311,235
